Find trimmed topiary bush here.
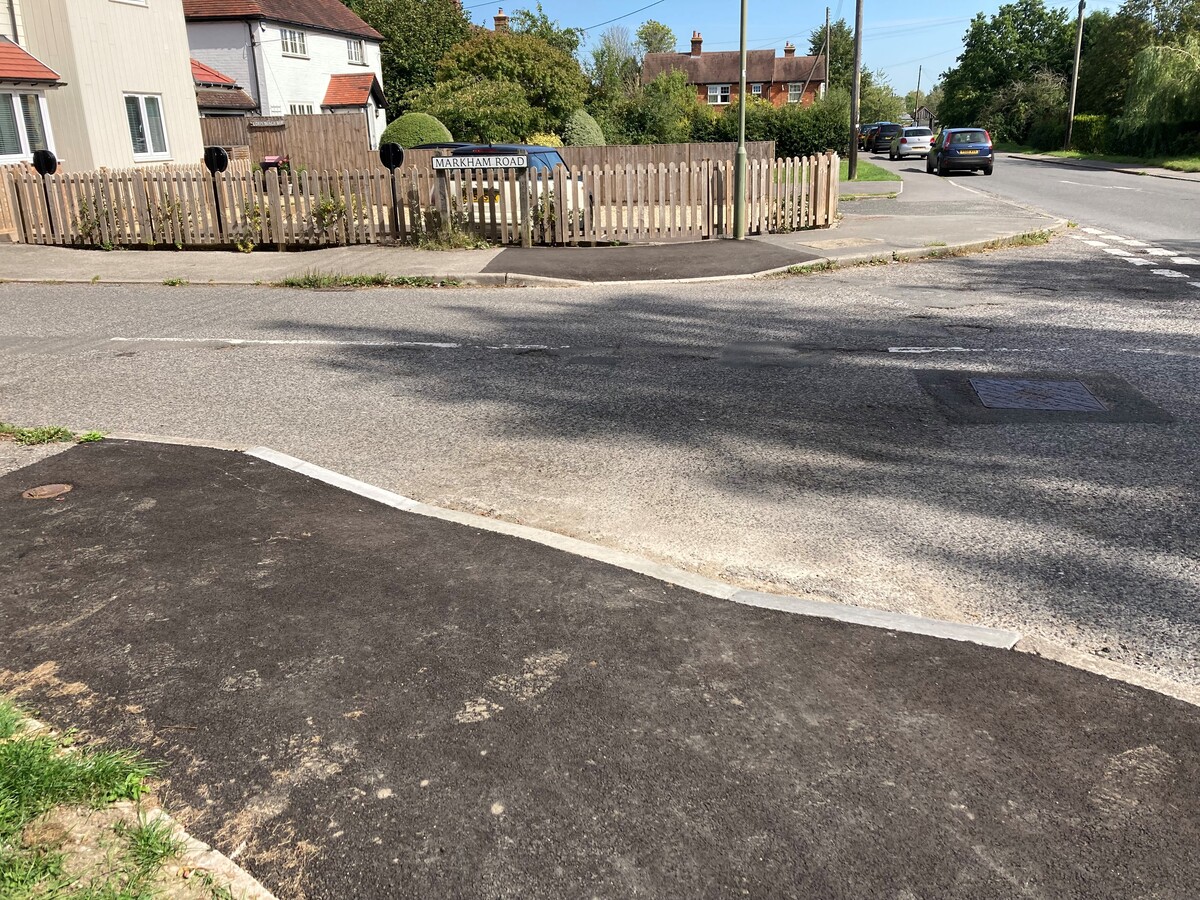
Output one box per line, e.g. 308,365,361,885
380,113,452,148
563,109,605,146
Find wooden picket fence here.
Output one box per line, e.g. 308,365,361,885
2,153,838,249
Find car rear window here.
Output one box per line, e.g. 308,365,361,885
879,125,901,134
951,131,988,144
904,128,931,136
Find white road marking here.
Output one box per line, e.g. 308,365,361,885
888,346,1182,356
1170,257,1199,265
1082,227,1107,234
1190,282,1200,289
1151,269,1188,278
1103,247,1133,256
1122,257,1155,266
1083,240,1110,247
1060,181,1138,191
948,181,984,196
1116,239,1148,246
110,337,572,351
1145,248,1175,256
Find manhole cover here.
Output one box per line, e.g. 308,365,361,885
22,483,73,500
969,378,1107,412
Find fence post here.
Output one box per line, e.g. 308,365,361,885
827,152,840,223
519,167,532,248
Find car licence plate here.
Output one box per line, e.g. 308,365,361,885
959,149,980,155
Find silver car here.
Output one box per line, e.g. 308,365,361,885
890,126,933,160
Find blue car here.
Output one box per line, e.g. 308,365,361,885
926,128,994,176
448,143,569,173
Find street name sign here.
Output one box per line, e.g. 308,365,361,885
432,155,528,170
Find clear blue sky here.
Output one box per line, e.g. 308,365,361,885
463,0,1125,95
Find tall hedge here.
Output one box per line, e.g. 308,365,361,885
380,112,452,148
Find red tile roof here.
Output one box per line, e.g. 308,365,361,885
0,37,61,84
642,48,825,86
191,58,237,86
322,73,385,108
182,0,382,40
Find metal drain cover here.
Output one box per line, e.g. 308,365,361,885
969,378,1107,412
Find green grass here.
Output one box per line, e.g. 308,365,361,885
117,816,183,874
162,278,189,287
994,142,1200,173
275,270,463,289
0,696,168,900
838,159,902,182
0,423,103,445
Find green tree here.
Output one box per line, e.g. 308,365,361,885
510,4,584,58
587,26,641,140
939,0,1073,127
1119,0,1200,39
636,20,677,56
1122,33,1200,152
406,78,537,143
436,31,588,133
618,71,707,144
810,18,855,93
1076,9,1153,116
344,0,470,111
860,71,905,123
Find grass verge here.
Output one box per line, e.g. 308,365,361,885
0,423,104,445
838,159,902,182
995,143,1200,173
275,270,464,289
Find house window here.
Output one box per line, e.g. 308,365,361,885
124,93,169,160
281,28,307,57
707,84,731,105
751,83,763,97
289,103,314,115
0,92,51,162
788,82,804,104
347,39,365,64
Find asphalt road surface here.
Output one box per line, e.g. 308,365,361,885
4,440,1199,899
1,233,1197,688
869,150,1200,246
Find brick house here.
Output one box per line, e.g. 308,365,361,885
642,32,826,109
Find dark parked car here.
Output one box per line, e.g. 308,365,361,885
870,123,903,154
926,128,994,175
857,123,882,150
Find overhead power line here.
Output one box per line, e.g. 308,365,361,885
579,0,668,32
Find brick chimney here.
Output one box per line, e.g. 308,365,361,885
783,42,796,57
494,8,509,32
690,31,703,55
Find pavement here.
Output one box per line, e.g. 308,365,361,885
1007,151,1200,184
4,438,1200,899
0,162,1061,286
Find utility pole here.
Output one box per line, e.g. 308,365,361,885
848,0,863,180
733,0,748,239
823,7,830,98
1065,0,1085,150
914,65,922,113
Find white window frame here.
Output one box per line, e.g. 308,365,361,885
0,91,54,164
707,84,731,105
750,83,763,98
289,103,314,115
281,28,308,57
110,0,148,6
788,82,804,104
124,92,170,161
347,39,365,64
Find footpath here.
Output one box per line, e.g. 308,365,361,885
3,438,1199,898
1008,151,1200,184
0,169,1062,286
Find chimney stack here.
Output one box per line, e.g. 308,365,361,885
690,31,703,55
494,8,509,32
783,42,796,57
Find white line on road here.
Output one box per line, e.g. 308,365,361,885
1171,257,1199,265
1083,240,1110,247
1060,180,1139,191
1145,248,1175,256
1103,247,1133,256
1122,257,1155,266
887,347,1070,354
111,336,575,351
1151,269,1188,278
1082,227,1108,234
1116,239,1148,246
948,181,984,196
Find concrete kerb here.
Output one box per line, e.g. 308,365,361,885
88,433,1200,705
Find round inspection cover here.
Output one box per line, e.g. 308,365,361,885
22,483,73,500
